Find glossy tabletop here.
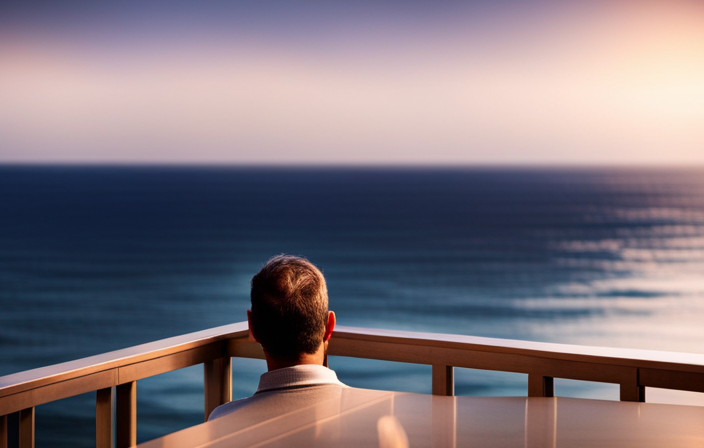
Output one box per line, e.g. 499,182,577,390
139,388,704,448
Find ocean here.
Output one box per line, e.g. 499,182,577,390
2,166,704,446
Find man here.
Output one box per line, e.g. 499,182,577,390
208,254,347,420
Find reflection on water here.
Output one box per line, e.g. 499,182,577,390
1,166,704,445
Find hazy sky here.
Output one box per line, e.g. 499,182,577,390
1,0,703,165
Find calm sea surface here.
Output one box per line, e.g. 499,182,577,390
2,166,704,445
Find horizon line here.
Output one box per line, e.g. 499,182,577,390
2,161,704,171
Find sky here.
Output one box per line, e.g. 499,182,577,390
1,0,704,166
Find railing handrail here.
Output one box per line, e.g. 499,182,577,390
331,326,704,371
0,322,249,400
4,322,704,403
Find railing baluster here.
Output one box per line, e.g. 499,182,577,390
619,369,645,402
528,374,554,397
204,358,232,421
96,387,114,448
18,408,33,448
1,414,7,448
432,365,454,396
620,384,645,402
5,412,17,448
116,382,136,448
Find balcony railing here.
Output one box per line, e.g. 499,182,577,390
2,321,704,447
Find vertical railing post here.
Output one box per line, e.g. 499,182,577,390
96,387,114,448
528,374,554,397
5,412,17,448
116,382,136,448
620,369,645,402
1,414,7,448
620,385,645,402
432,365,454,396
204,357,232,421
18,408,33,448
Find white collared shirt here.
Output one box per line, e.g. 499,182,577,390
208,364,347,420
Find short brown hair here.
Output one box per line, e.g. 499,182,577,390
249,255,329,360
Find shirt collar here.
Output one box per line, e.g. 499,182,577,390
256,364,345,393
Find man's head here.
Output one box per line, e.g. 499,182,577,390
248,255,334,364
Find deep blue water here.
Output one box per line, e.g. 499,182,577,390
2,166,704,446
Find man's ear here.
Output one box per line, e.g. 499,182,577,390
323,311,336,342
247,310,257,343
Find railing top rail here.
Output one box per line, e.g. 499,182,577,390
0,322,249,399
332,326,704,371
4,322,704,401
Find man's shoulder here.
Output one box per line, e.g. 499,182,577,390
208,396,252,421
